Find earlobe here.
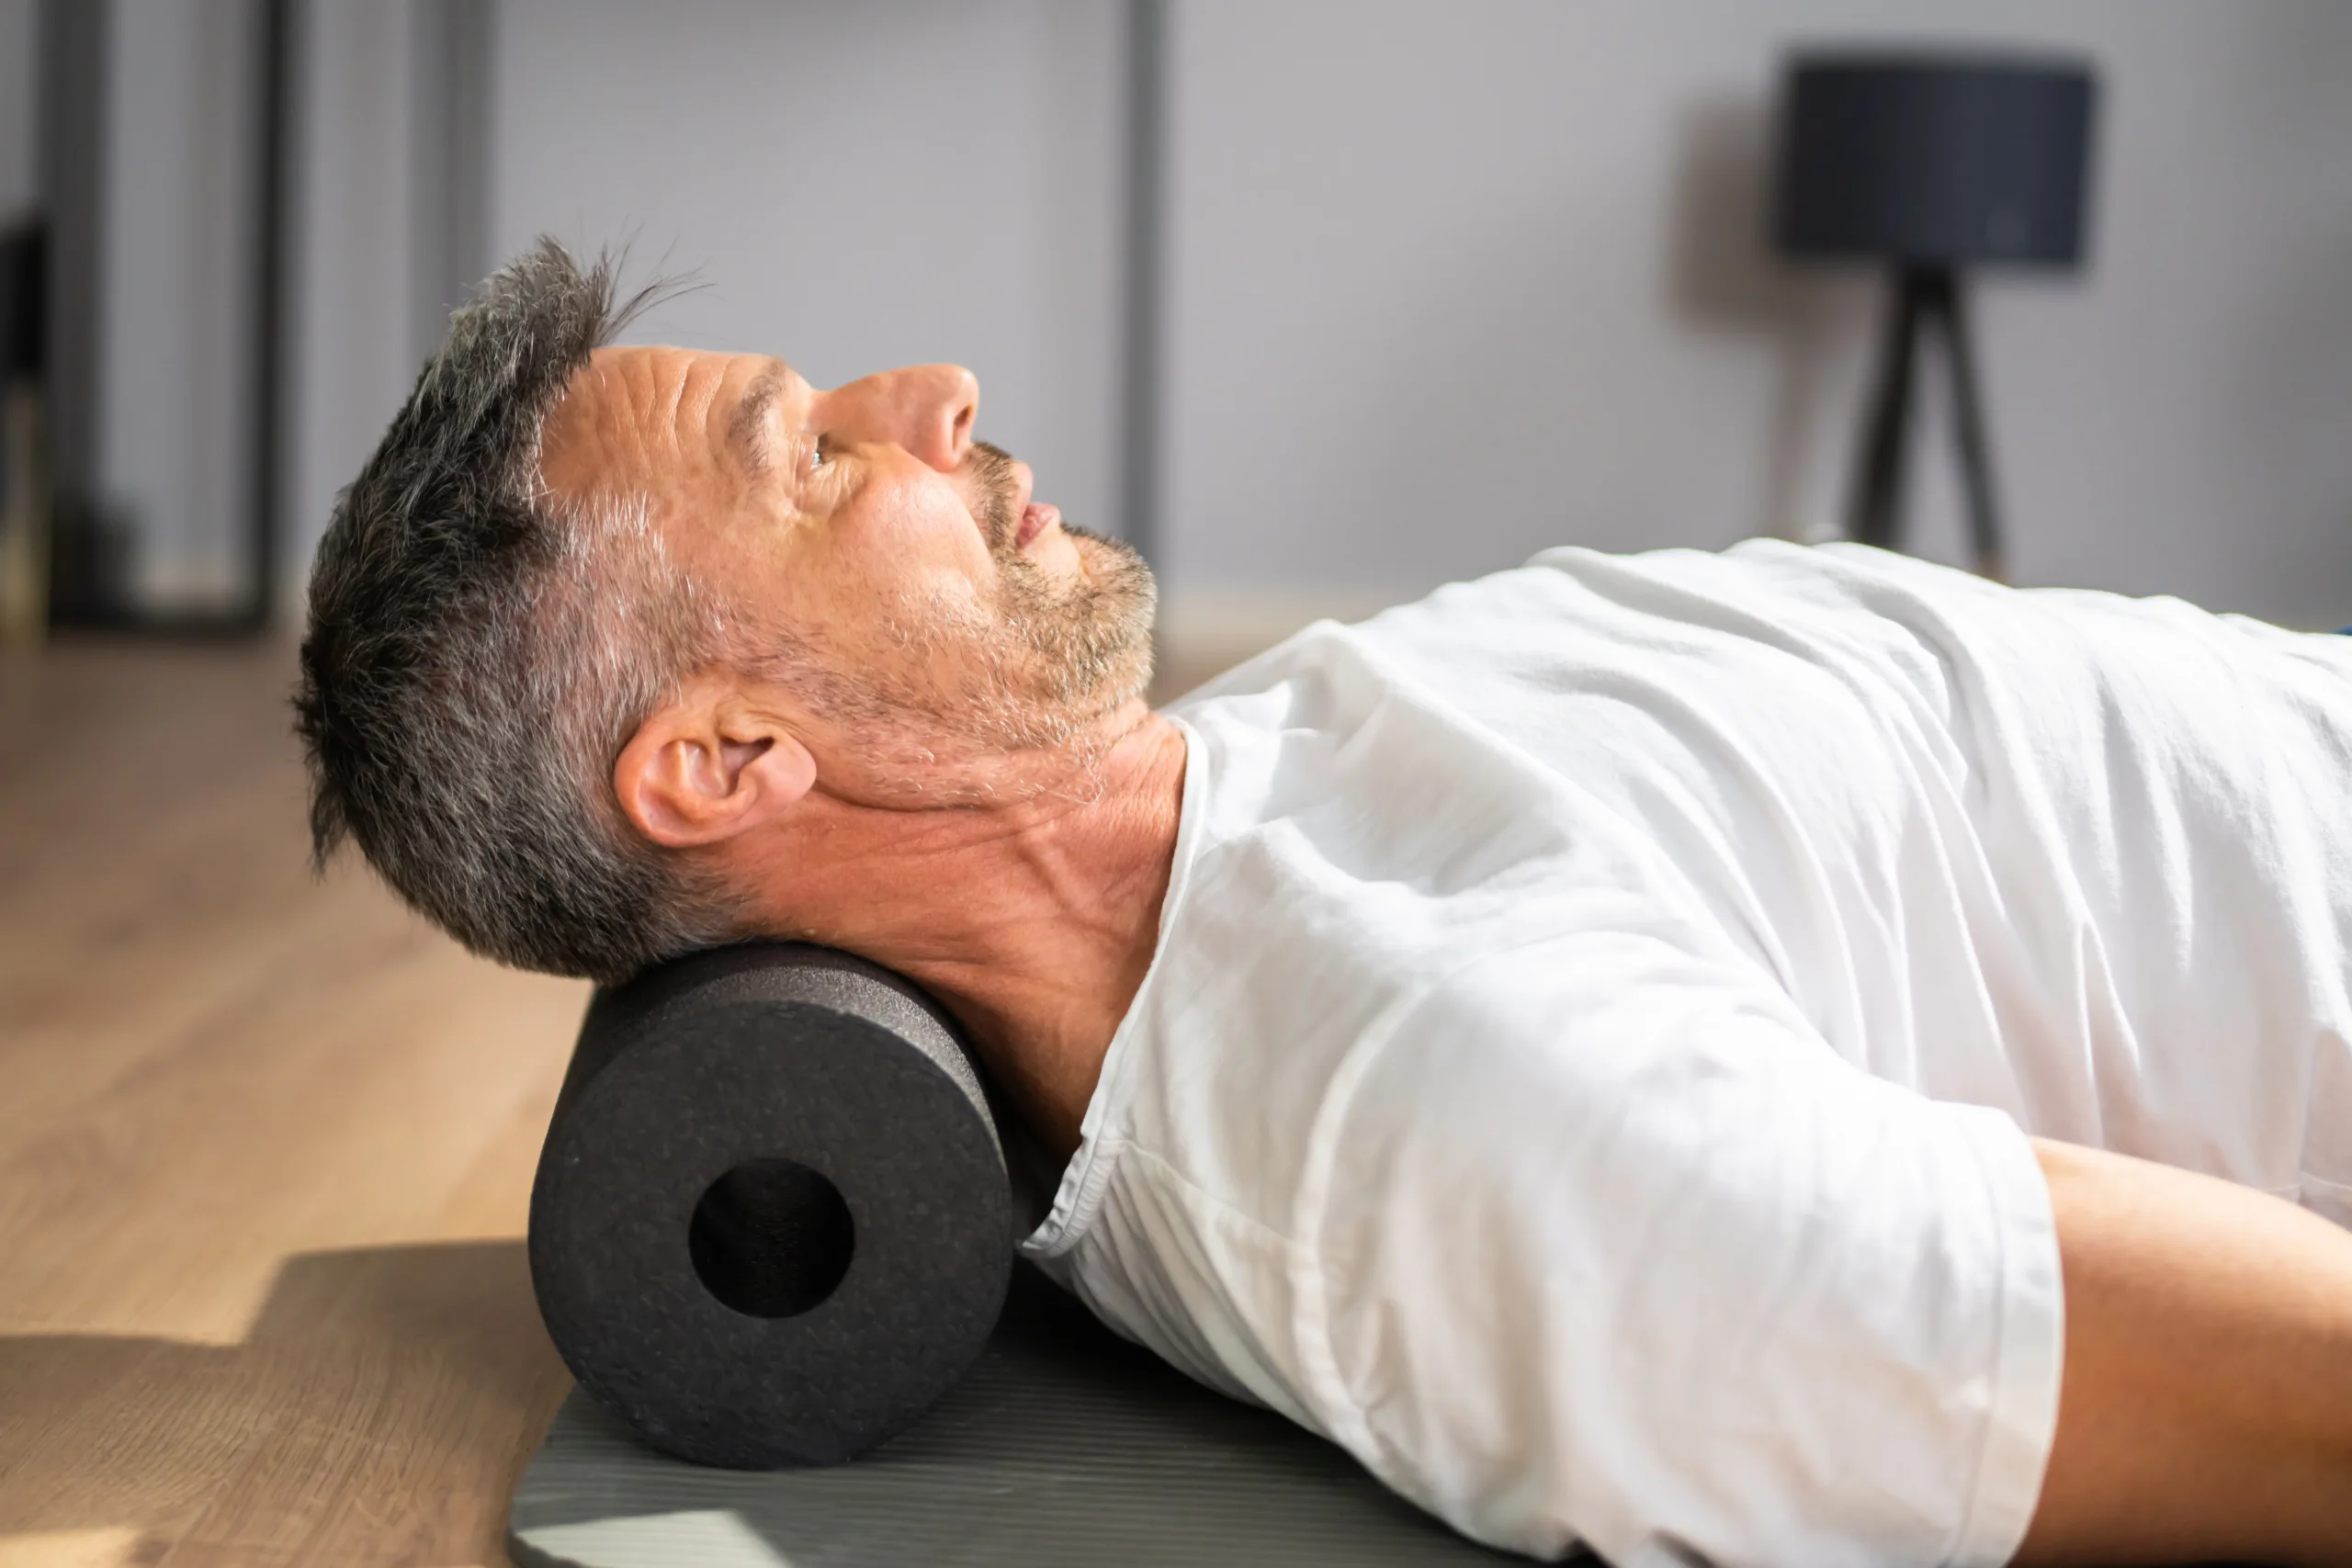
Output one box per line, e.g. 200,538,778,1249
613,701,817,850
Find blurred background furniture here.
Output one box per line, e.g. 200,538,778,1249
32,0,290,636
0,220,45,642
1776,51,2098,581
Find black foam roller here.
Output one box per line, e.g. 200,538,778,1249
527,942,1014,1469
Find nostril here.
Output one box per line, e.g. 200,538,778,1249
951,401,975,447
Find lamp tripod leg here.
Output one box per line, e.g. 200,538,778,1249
1932,272,2008,581
1848,268,1927,551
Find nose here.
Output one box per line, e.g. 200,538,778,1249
822,364,979,472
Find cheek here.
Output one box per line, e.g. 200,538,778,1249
860,468,985,553
776,479,994,661
831,472,993,600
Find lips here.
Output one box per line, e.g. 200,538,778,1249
1015,502,1059,549
972,447,1057,552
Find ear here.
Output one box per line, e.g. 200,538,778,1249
612,686,818,850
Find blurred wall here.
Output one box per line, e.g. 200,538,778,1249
1161,0,2352,646
96,0,267,611
286,0,491,604
0,0,32,220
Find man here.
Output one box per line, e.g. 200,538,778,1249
297,242,2352,1567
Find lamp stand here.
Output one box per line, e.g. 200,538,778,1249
1847,265,2007,581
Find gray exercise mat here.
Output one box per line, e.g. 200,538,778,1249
508,1266,1529,1566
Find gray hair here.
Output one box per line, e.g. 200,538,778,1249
294,239,741,982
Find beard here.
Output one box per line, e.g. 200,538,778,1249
959,442,1158,743
773,442,1159,776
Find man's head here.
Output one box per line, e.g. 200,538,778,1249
296,240,1155,983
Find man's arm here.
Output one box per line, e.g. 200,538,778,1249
2017,1138,2352,1568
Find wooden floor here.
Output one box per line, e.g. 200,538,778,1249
0,639,589,1567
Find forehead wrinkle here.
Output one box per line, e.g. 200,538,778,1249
546,349,721,515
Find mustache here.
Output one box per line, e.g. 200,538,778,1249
967,440,1022,554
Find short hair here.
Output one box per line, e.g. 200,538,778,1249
294,238,740,982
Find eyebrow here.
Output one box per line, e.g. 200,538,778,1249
729,364,788,471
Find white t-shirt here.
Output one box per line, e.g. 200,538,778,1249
1017,540,2352,1568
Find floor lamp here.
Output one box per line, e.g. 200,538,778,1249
1775,53,2098,581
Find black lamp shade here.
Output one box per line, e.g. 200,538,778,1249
1776,52,2098,268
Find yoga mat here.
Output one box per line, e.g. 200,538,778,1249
508,1263,1522,1567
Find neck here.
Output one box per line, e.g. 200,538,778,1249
738,699,1189,1158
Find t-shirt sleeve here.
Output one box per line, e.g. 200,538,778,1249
1286,931,2064,1568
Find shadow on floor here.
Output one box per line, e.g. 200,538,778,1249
0,1238,570,1567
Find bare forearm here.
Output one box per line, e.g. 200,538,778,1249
2016,1137,2352,1567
